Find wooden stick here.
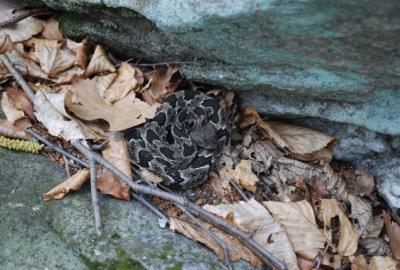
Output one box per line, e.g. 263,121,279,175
89,156,102,236
71,139,287,270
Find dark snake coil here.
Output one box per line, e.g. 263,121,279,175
126,90,229,189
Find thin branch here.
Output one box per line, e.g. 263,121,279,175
177,204,233,270
26,128,88,167
89,155,102,236
71,139,287,270
131,192,169,225
0,54,35,103
229,179,250,201
63,155,71,178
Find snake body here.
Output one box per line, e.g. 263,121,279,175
126,90,229,189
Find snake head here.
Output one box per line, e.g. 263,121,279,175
189,122,218,150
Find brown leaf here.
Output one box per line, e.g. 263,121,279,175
1,91,25,123
170,217,262,267
263,200,327,260
369,256,399,270
219,159,259,192
345,169,375,196
7,87,34,118
240,108,334,158
0,17,44,42
97,132,130,200
96,170,130,201
384,212,400,260
142,66,180,105
66,79,158,131
43,169,90,200
319,199,359,256
0,120,29,139
103,62,141,103
85,45,116,76
92,73,117,97
0,34,12,53
42,17,63,40
53,66,85,84
350,255,368,270
202,199,299,269
66,38,94,68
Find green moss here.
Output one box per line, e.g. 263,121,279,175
80,250,146,270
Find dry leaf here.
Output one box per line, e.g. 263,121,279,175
345,169,375,196
103,62,141,103
0,34,12,53
365,213,384,238
138,167,163,184
351,255,369,270
66,38,93,68
6,45,49,79
219,159,259,192
240,108,334,158
50,47,76,76
0,17,44,42
53,66,85,84
203,199,299,269
85,45,116,76
348,195,372,236
97,132,130,200
96,170,130,201
263,200,327,260
142,66,180,105
1,91,25,123
34,90,88,141
92,73,117,96
42,17,63,40
170,217,262,267
67,79,157,131
43,169,90,200
369,256,399,270
321,164,350,202
6,87,34,118
319,199,359,256
0,120,29,139
384,211,400,260
360,237,387,256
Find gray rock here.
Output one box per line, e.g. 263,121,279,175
22,0,400,135
377,164,400,209
0,148,252,269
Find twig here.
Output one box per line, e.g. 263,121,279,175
177,204,233,270
131,192,169,225
0,54,35,103
71,139,287,270
63,155,71,179
314,240,330,269
0,8,51,28
229,179,250,201
26,128,88,167
88,154,102,236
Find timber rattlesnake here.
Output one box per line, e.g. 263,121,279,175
126,90,229,189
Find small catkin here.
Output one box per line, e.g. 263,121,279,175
0,136,43,154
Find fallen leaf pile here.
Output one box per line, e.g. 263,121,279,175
0,12,399,270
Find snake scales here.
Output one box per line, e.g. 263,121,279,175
126,90,229,189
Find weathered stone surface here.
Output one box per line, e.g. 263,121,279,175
23,0,400,135
0,148,252,269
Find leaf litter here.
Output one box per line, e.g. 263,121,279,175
0,12,399,270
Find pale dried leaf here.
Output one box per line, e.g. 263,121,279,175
93,73,117,96
85,45,115,76
34,90,88,141
53,66,85,84
67,79,157,131
26,38,59,74
7,87,34,118
1,91,24,123
263,200,327,260
50,47,75,76
6,46,48,79
103,62,140,103
384,212,400,260
369,256,398,270
0,120,29,139
203,199,299,269
142,66,180,105
42,17,63,40
349,195,372,236
208,170,230,197
351,255,368,270
43,169,89,200
219,159,258,192
139,167,163,184
320,199,359,256
66,38,93,68
0,34,12,53
0,17,44,42
170,217,262,267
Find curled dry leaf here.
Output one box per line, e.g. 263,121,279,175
348,195,372,236
6,87,34,118
6,45,49,79
66,38,94,68
0,120,29,140
85,45,116,76
240,108,334,159
43,169,90,200
142,66,180,105
0,34,12,53
1,91,25,124
103,62,141,103
0,17,44,42
66,79,158,131
384,211,400,260
96,132,130,200
319,199,359,256
369,256,399,270
263,200,327,260
34,90,88,141
219,159,259,192
203,199,299,269
42,17,63,40
93,73,117,97
170,217,263,267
